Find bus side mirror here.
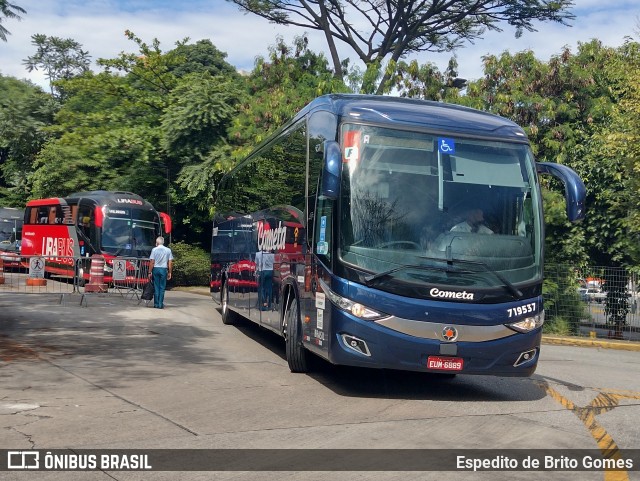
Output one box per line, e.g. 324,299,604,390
320,140,341,200
536,162,586,222
159,212,172,234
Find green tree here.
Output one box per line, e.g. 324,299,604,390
588,39,640,267
0,0,25,42
228,35,348,152
227,0,574,93
391,56,465,101
31,33,243,247
23,34,92,97
0,74,55,205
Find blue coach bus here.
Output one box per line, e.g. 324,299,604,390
211,94,585,376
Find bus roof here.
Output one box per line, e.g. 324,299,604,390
67,190,147,204
296,94,528,141
26,191,156,210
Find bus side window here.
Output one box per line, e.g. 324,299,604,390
52,205,65,224
48,206,57,224
27,207,38,224
37,206,50,224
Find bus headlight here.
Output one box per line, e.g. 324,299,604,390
320,279,388,321
507,311,545,333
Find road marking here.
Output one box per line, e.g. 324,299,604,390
537,380,639,481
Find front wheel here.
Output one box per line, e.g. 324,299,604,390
284,296,309,373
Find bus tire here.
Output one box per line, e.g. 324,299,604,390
221,281,236,325
284,296,309,373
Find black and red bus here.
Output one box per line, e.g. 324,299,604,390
21,190,171,281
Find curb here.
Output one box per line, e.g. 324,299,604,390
171,286,211,297
542,335,640,351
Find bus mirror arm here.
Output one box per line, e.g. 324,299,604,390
320,141,341,200
536,162,586,222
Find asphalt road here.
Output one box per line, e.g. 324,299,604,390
1,289,639,481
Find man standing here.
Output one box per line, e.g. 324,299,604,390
255,249,274,310
148,236,173,309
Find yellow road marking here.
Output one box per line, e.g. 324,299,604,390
537,380,640,481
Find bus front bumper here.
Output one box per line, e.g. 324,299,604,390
322,314,542,377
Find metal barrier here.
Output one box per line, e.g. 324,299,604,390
0,255,152,306
545,264,640,341
109,257,152,301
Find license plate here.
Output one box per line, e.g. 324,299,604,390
427,356,464,371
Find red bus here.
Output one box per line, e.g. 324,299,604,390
21,190,171,282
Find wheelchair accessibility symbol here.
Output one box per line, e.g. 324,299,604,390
438,137,455,154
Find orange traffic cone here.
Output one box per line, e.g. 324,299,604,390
84,255,108,293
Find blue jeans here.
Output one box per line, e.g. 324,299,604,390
152,267,168,308
259,270,273,310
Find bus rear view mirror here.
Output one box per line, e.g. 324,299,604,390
321,140,341,200
160,212,172,234
536,162,586,222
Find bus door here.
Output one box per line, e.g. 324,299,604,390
77,198,99,257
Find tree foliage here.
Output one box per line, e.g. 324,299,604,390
392,56,464,101
30,33,244,245
227,0,575,93
23,34,92,97
0,0,25,42
584,40,640,267
228,35,348,152
0,75,55,206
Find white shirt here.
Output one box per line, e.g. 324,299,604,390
450,221,493,234
150,244,173,268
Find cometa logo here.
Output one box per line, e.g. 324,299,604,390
429,288,474,300
257,221,287,251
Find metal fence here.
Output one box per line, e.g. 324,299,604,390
0,255,152,306
544,264,640,341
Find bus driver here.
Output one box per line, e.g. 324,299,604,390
450,207,493,234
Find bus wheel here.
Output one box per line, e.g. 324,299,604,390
221,281,235,325
284,296,309,373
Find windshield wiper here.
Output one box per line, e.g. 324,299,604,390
362,263,469,286
419,255,523,299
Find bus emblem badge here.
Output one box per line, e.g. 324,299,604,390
441,326,458,342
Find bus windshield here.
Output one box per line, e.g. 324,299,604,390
102,209,159,257
339,123,542,297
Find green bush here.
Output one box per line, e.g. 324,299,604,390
543,264,588,335
542,316,572,336
170,241,209,287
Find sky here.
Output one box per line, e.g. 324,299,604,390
1,0,639,91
